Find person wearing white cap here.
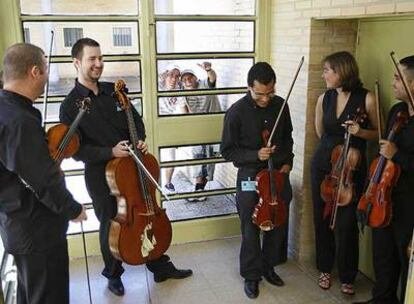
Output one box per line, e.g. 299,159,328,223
158,65,186,192
180,62,221,113
180,62,222,201
158,64,186,114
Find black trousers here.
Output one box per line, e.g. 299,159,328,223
14,240,69,304
236,169,292,281
92,194,174,279
372,219,413,303
310,159,364,283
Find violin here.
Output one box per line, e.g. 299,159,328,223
251,57,304,231
357,111,407,228
252,130,287,231
106,79,172,265
320,108,366,229
47,98,91,165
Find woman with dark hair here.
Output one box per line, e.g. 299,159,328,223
311,51,378,295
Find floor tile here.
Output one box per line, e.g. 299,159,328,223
69,237,374,304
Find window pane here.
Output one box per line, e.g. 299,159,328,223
130,97,143,116
163,194,236,221
67,208,99,234
157,21,254,54
61,158,84,171
158,58,253,91
1,253,16,298
34,98,141,123
158,93,244,115
65,175,91,204
20,0,139,15
160,162,236,195
0,239,4,265
46,61,141,96
23,22,139,56
160,144,221,162
33,102,60,123
154,0,255,15
23,28,30,43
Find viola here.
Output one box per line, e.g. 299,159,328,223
320,108,366,229
106,79,172,265
47,98,91,165
252,130,287,231
357,111,408,228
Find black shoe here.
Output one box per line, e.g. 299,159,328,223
108,278,125,296
154,267,193,283
264,270,284,286
244,280,259,299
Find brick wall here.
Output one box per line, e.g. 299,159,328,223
270,0,414,264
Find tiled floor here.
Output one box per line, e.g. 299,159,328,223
162,171,237,221
70,237,373,304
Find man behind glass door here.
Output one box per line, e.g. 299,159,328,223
180,62,222,200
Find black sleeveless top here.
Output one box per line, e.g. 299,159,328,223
313,87,370,171
321,87,369,151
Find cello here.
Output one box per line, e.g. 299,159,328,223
320,108,366,229
252,56,304,231
106,79,172,265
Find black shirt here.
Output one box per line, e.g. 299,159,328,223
0,89,82,254
60,80,145,201
60,80,145,165
313,87,370,172
220,92,294,171
321,87,369,150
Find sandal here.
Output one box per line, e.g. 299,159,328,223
341,283,355,295
318,272,331,290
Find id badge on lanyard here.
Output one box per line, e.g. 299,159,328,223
241,177,257,192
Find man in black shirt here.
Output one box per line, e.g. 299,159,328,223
357,55,414,304
60,38,192,297
0,43,87,304
221,62,293,299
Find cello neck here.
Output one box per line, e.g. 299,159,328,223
124,107,141,155
124,105,151,197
